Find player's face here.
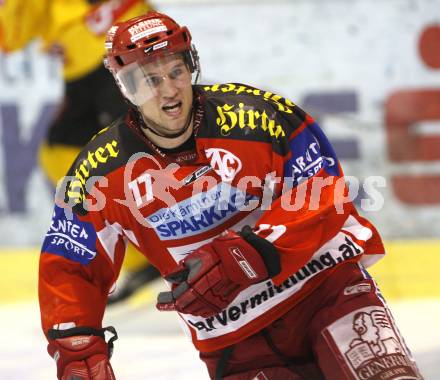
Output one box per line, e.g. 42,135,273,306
135,55,193,136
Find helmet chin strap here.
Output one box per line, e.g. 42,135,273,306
140,106,194,139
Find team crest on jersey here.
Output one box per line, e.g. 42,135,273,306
325,306,421,380
205,148,242,182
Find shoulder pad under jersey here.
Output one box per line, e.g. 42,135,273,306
63,117,153,214
196,83,307,150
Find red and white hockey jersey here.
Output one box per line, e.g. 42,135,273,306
39,83,385,352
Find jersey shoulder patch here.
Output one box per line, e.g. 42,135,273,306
197,83,306,144
41,205,97,265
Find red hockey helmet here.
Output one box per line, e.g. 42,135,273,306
104,11,200,105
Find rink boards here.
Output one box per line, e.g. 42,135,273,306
1,240,439,303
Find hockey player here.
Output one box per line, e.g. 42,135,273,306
38,11,423,380
0,0,160,302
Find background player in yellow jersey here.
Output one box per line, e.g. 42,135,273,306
0,0,160,303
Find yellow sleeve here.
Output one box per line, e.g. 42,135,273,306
0,0,50,52
45,0,153,80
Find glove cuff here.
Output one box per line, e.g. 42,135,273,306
239,225,281,278
48,326,118,358
47,326,118,380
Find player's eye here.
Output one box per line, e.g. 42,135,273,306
169,67,184,80
145,76,162,88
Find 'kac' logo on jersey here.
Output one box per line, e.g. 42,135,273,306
326,306,421,380
205,148,242,182
42,205,97,265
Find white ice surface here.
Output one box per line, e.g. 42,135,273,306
0,298,438,379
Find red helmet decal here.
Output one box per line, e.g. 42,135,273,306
128,18,167,43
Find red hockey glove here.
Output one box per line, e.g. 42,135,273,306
156,226,280,317
47,326,118,380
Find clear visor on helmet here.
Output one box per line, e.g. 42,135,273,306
114,54,193,106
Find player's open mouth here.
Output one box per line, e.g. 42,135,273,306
162,101,182,117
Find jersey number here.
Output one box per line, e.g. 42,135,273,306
128,173,153,207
